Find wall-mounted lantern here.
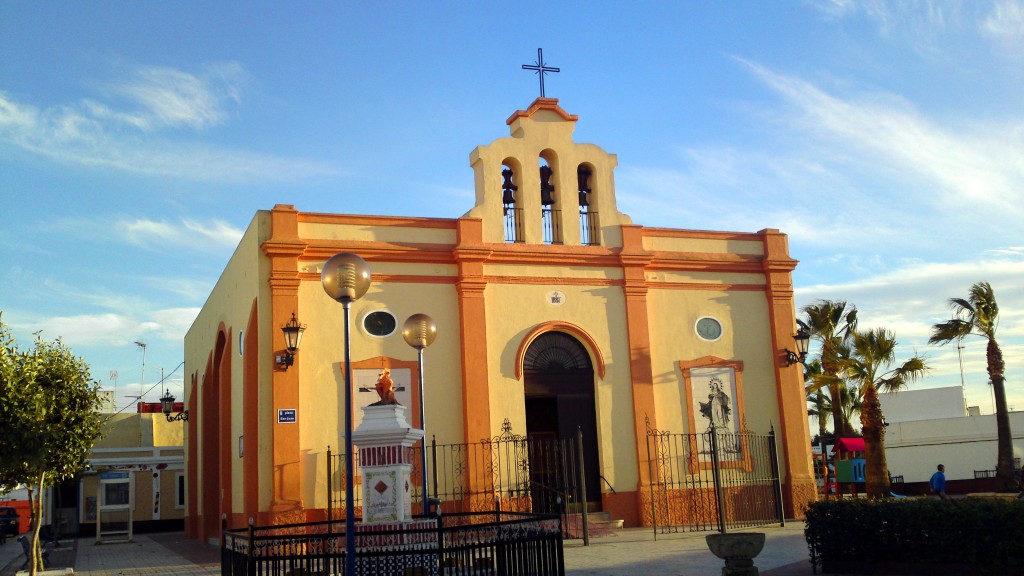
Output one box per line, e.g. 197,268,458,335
159,391,189,422
276,312,306,370
784,325,811,366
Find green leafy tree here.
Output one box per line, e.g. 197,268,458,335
847,327,928,499
802,300,859,437
929,282,1015,491
0,318,105,575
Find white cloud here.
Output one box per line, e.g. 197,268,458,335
110,64,245,131
117,217,243,251
807,0,859,19
982,0,1024,53
45,215,243,254
10,307,199,348
616,57,1024,256
742,60,1024,218
810,0,960,56
0,63,335,182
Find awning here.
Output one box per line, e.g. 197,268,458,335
832,437,865,454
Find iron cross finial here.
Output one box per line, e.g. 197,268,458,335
522,48,560,98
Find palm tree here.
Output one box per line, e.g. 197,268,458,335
806,360,864,439
808,385,863,429
804,359,827,440
929,282,1014,491
847,327,928,499
802,300,859,437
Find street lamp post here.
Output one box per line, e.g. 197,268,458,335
321,253,372,576
402,314,437,517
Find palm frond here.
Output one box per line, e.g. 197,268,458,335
929,319,971,345
948,297,974,314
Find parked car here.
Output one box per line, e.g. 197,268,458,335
0,506,20,536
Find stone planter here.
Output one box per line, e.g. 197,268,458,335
706,532,766,576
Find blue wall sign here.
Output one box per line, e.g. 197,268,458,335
278,409,297,423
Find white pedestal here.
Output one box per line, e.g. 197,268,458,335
352,404,425,525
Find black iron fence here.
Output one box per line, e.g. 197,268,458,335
645,417,784,534
222,511,564,576
328,419,587,540
504,206,523,243
579,209,599,246
541,207,561,244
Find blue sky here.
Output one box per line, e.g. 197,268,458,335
2,1,1022,418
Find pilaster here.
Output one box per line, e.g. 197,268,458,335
619,225,657,493
261,204,309,516
760,228,816,517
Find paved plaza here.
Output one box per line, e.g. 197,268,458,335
0,524,824,576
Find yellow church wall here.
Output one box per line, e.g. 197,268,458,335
295,275,463,510
482,280,639,492
646,270,767,287
645,289,776,432
361,261,458,278
184,209,267,534
642,231,765,256
298,218,458,245
485,263,624,281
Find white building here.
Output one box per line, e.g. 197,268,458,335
880,387,1023,485
878,386,966,423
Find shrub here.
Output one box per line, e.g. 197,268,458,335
805,498,1024,573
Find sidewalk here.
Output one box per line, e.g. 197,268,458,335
563,524,817,575
2,525,824,575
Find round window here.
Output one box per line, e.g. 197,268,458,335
363,310,397,337
695,317,723,341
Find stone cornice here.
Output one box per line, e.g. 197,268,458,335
506,98,579,125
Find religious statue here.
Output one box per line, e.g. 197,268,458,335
370,366,399,406
698,376,731,430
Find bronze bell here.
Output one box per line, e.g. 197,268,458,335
540,165,555,206
577,166,592,207
502,168,517,205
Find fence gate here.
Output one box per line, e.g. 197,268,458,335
328,419,586,539
645,417,784,534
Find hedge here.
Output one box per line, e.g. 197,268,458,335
805,497,1024,574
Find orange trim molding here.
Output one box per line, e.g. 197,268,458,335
298,212,458,229
514,321,606,380
506,98,579,125
642,228,764,241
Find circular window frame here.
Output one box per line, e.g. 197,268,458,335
695,316,724,342
362,310,398,338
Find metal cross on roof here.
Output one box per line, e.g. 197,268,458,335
522,48,560,98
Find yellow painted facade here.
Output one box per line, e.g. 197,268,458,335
78,412,185,535
184,98,815,541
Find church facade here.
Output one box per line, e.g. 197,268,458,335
183,98,815,542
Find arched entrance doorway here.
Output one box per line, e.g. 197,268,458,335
523,331,601,509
